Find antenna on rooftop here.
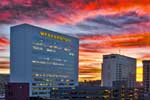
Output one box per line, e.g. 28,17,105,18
118,49,121,55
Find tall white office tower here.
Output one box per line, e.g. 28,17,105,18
102,54,136,88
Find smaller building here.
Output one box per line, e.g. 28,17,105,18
51,86,143,100
143,60,150,92
102,54,136,88
0,74,9,97
51,86,112,100
5,83,29,100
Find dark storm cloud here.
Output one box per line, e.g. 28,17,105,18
108,11,150,25
0,0,100,24
0,0,64,23
85,15,121,28
73,11,150,36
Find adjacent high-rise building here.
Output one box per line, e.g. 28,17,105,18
102,54,136,88
10,24,79,97
143,60,150,92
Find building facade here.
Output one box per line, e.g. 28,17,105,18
0,74,9,97
51,86,142,100
10,24,79,98
143,60,150,92
102,54,136,88
51,86,112,100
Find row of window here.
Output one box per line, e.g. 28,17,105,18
32,56,69,63
104,55,116,59
32,43,74,53
32,73,69,78
32,60,65,66
32,91,50,95
32,83,49,86
32,82,74,87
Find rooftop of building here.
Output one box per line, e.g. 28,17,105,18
11,23,79,40
103,54,136,60
142,60,150,63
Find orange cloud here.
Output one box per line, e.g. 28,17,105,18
80,33,150,49
141,54,150,60
0,69,9,74
0,37,9,46
0,61,9,68
0,61,9,74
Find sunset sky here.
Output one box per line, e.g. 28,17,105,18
0,0,150,82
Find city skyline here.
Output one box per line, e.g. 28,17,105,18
0,0,150,82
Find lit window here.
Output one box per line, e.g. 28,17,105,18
32,46,43,51
69,53,75,56
46,48,56,52
64,48,70,51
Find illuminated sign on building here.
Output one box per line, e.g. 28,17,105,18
40,32,71,42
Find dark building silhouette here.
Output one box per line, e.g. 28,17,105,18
5,83,29,100
51,86,112,100
143,60,150,92
50,86,143,100
79,80,101,86
0,74,9,97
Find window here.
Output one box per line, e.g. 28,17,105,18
111,55,116,58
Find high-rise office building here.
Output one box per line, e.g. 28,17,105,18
102,54,136,88
10,24,79,97
143,60,150,92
